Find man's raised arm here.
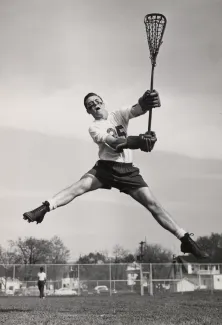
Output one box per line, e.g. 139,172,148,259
129,89,161,118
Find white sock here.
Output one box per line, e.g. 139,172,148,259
175,228,187,240
47,199,57,211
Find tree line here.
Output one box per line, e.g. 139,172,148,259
0,233,222,266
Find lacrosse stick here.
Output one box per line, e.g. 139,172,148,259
144,13,167,133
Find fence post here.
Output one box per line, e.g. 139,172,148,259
210,264,214,295
198,264,201,289
140,263,144,296
109,263,112,296
13,264,15,281
149,263,153,296
78,264,80,296
180,264,183,294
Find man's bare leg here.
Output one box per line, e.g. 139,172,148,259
48,174,103,210
23,174,103,224
128,187,208,258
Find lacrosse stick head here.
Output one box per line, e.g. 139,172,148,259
144,13,167,66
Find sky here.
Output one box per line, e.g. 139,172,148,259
0,0,222,261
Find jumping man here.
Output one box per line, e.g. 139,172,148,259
23,90,208,259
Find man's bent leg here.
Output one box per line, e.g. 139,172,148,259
23,174,104,224
128,187,208,258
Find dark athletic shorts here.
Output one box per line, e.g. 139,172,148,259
87,160,148,194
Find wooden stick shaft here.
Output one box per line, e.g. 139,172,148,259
148,64,155,133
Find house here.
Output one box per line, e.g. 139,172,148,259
61,277,80,290
213,275,222,290
126,262,149,288
126,262,140,285
170,277,197,292
0,277,22,294
169,255,221,291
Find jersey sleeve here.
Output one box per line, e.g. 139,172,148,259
89,124,109,144
118,103,145,124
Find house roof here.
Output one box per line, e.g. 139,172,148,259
180,277,197,285
175,255,215,264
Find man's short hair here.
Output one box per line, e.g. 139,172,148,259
40,267,44,272
84,93,103,108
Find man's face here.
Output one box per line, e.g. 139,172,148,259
85,95,107,119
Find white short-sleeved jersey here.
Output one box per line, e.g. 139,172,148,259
37,272,46,281
89,103,145,163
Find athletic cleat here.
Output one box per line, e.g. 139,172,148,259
23,201,50,224
180,233,209,259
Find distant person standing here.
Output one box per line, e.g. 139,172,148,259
37,267,46,299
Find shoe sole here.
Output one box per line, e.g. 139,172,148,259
23,213,34,223
181,242,209,259
23,213,44,224
181,250,209,259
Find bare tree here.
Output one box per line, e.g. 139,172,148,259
112,245,135,263
139,243,172,263
9,236,70,264
0,246,15,291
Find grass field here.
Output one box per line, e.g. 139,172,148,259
0,291,221,325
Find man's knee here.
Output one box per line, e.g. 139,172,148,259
146,199,162,214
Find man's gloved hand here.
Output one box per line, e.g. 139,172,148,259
139,131,157,152
115,131,157,153
138,90,161,112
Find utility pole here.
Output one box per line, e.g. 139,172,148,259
139,241,145,262
172,254,177,279
139,241,145,296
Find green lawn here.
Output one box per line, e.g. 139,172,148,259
0,291,221,325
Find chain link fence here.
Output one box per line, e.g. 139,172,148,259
0,263,221,296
